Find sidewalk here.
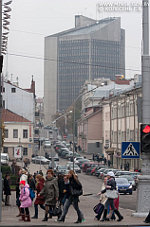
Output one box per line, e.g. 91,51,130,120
0,192,147,226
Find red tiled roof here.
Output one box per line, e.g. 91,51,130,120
2,109,31,123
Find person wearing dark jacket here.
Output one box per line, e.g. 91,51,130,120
4,174,11,206
58,170,84,223
98,171,123,222
32,174,45,219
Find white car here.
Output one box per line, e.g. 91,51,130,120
32,156,50,164
74,156,84,164
44,140,51,148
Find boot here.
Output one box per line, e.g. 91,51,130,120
42,213,48,221
25,215,31,222
16,208,21,217
114,209,123,222
100,209,107,221
19,214,25,221
57,216,65,222
144,211,150,223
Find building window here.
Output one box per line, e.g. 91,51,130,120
96,142,100,147
13,129,18,138
11,87,16,93
23,147,28,156
3,100,5,108
3,147,8,153
4,129,8,138
23,129,28,138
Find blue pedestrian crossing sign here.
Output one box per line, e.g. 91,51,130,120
121,142,140,159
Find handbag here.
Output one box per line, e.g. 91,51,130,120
70,187,83,196
52,204,62,216
106,189,118,199
93,203,104,214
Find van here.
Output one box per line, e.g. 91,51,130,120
1,153,9,165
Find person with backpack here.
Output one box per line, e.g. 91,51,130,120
58,170,85,223
19,180,32,222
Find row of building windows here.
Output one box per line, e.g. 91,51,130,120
4,129,28,139
111,129,139,144
1,87,16,93
112,101,137,119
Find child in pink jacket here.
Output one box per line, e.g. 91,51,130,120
19,180,32,222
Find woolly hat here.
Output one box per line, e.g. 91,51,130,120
107,171,115,177
20,180,26,186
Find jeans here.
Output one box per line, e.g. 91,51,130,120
34,204,45,218
61,197,84,221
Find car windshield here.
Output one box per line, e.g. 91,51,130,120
116,178,129,184
1,156,7,160
120,175,133,181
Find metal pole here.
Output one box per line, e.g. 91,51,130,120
133,0,150,217
73,104,75,171
0,0,2,221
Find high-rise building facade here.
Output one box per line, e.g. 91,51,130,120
44,15,125,125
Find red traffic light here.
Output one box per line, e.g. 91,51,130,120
143,125,150,133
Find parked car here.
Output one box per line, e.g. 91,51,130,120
67,163,81,173
77,159,90,169
44,140,51,148
49,153,59,162
115,170,131,177
56,165,68,175
118,175,137,191
115,177,133,195
98,168,108,178
48,161,59,173
1,153,9,165
32,156,50,164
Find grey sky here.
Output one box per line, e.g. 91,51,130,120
5,0,143,97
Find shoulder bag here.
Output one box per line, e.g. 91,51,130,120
106,189,118,199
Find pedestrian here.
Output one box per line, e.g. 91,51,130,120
3,174,11,206
61,174,70,206
39,170,44,176
19,169,28,184
57,174,65,205
39,169,59,221
32,174,45,219
98,171,123,222
16,175,21,217
19,180,32,222
95,177,107,221
58,170,84,223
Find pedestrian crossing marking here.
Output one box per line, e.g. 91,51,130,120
122,143,138,156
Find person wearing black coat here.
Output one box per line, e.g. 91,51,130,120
4,174,11,206
58,170,84,223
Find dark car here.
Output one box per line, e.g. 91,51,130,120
115,177,133,195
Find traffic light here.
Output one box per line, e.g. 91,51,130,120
1,123,5,147
141,124,150,153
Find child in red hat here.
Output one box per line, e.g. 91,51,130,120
19,180,32,221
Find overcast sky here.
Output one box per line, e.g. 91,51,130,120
4,0,144,97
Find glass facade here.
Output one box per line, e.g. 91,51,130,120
57,33,124,111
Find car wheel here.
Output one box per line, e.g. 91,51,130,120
129,191,132,195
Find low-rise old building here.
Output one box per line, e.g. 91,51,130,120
2,109,33,161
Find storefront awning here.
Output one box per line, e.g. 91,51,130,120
105,148,115,155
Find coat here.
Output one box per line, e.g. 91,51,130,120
4,178,11,196
19,184,32,208
40,177,59,206
34,178,45,205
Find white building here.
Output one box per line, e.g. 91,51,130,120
2,109,33,160
2,79,35,123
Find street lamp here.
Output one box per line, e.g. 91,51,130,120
72,85,101,171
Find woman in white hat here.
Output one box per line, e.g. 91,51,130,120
98,171,123,222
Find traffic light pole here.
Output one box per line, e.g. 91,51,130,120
133,0,150,217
